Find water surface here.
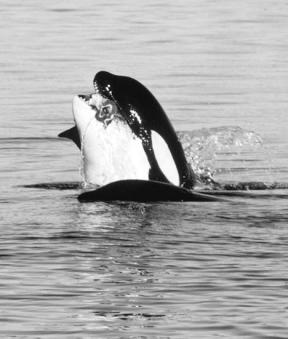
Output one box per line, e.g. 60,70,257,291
1,1,288,338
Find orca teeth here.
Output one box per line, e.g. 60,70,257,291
77,93,100,113
94,82,100,94
78,94,93,104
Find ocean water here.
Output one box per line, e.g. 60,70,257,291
1,0,288,338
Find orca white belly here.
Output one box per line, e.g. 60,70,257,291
81,118,150,186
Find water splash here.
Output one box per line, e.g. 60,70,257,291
178,126,263,185
81,124,265,188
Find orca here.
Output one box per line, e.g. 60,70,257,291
92,71,195,188
60,71,195,187
59,71,217,202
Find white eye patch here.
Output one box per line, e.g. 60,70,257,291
151,131,179,186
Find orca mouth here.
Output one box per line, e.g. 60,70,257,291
77,92,121,126
93,80,105,98
93,79,103,94
78,93,100,113
93,82,100,94
78,93,92,102
93,78,114,102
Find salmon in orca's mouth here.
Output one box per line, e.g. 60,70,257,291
58,91,119,149
77,93,119,126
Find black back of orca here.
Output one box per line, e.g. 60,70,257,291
94,71,196,188
78,180,220,202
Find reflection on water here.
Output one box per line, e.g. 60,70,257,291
1,198,288,338
1,0,288,338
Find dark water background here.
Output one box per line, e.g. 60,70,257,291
1,1,288,338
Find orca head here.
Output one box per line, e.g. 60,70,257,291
93,71,196,188
93,71,164,137
60,92,150,186
71,92,119,138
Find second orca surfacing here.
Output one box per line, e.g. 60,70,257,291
59,71,220,202
78,180,220,202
